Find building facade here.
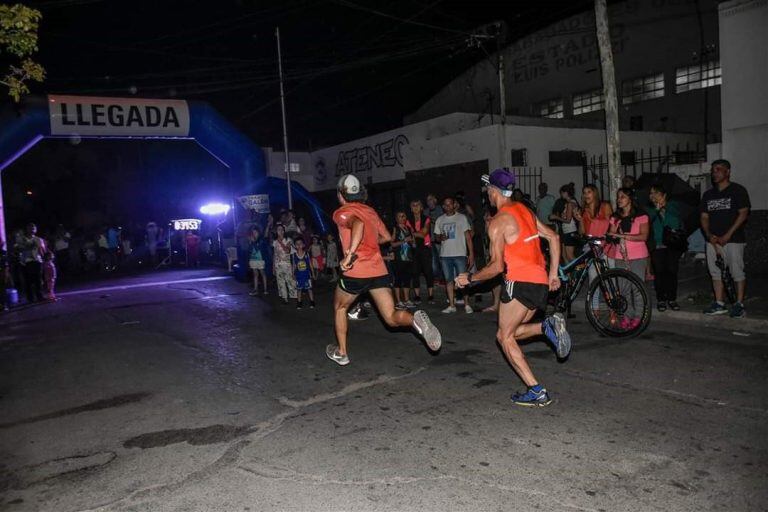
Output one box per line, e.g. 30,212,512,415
406,0,721,144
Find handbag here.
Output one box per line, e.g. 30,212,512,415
662,226,688,252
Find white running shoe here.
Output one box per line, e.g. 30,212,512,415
441,305,457,314
404,300,415,308
464,303,474,314
413,310,442,351
395,302,407,310
326,344,350,366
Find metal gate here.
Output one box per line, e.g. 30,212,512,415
583,142,705,199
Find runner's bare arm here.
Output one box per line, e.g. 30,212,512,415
340,216,364,271
536,218,561,291
455,218,505,287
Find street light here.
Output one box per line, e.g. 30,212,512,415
199,202,230,215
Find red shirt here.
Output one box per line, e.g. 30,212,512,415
500,203,548,285
405,215,431,247
333,202,389,278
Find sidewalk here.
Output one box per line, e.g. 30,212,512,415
663,257,768,333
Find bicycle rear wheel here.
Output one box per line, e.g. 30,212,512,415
585,268,651,338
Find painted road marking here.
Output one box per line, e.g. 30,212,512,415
58,276,230,297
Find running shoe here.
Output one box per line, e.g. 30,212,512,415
428,296,435,305
395,302,407,310
730,302,745,318
404,300,415,308
542,313,571,359
464,303,474,314
703,302,728,315
325,344,350,366
413,310,442,351
249,290,259,296
668,301,680,311
656,301,667,312
441,305,457,314
511,386,552,407
347,305,368,320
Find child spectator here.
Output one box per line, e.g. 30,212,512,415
292,238,315,309
272,224,296,305
325,233,339,282
43,251,57,302
248,227,268,296
309,234,324,279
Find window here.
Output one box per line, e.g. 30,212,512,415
572,89,604,115
549,150,585,167
676,60,721,93
510,148,527,167
622,73,665,104
533,98,564,119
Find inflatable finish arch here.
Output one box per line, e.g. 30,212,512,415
0,95,328,244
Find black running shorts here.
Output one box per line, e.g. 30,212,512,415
500,280,549,311
338,274,391,296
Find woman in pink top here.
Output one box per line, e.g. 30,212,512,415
607,188,649,328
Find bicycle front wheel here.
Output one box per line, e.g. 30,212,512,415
585,268,651,338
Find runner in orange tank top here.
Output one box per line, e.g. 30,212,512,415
325,174,442,366
455,169,572,407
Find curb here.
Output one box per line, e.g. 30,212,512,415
569,301,768,334
654,308,768,334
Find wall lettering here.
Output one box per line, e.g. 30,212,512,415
334,134,409,176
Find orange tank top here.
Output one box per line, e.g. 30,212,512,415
332,202,388,278
501,203,548,284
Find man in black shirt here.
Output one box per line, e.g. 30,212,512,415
700,159,751,318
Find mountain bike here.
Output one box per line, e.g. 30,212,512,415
554,236,651,338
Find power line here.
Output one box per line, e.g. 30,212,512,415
330,0,473,36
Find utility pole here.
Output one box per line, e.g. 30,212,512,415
276,26,293,209
594,0,622,200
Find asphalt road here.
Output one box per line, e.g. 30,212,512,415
1,270,766,512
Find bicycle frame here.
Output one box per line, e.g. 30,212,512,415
555,239,612,313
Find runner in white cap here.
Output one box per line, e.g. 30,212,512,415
326,174,442,365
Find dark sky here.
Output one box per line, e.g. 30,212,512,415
29,0,593,150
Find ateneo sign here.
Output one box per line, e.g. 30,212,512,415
48,95,190,137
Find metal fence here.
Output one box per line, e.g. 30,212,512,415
583,143,706,199
510,166,543,199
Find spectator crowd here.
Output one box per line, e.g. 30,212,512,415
1,159,751,320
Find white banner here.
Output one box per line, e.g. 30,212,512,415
238,194,270,213
48,95,190,137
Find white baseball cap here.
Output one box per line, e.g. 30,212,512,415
337,174,363,195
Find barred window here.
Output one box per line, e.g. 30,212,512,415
510,148,527,167
676,60,721,93
572,89,604,115
622,73,665,104
533,98,564,119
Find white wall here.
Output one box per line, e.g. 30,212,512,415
719,0,768,209
298,111,703,197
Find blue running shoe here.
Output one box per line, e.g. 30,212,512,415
511,386,553,407
730,302,745,318
703,301,728,315
542,313,572,359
